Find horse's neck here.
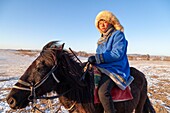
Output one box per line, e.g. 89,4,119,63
58,55,95,112
62,54,83,77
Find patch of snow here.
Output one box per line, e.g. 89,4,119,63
0,50,170,112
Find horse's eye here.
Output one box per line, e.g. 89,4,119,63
37,67,40,72
37,60,47,72
42,60,45,65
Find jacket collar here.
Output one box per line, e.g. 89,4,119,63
97,27,115,45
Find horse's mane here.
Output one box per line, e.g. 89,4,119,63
57,49,90,90
63,51,93,103
58,51,94,111
40,41,94,111
41,41,82,69
62,50,83,77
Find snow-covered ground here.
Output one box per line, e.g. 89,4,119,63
0,49,170,113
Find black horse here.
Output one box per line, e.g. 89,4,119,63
6,41,155,113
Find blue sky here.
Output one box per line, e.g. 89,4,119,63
0,0,170,56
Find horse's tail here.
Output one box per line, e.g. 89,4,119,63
143,96,156,113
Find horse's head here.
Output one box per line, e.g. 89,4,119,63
6,41,65,109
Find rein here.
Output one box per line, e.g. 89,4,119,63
12,48,73,112
12,47,86,112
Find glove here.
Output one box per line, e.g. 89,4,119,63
88,56,96,64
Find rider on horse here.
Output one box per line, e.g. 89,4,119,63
88,10,134,113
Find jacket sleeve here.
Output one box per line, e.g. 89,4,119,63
96,31,127,64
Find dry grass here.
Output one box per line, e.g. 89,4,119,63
1,53,170,112
148,77,170,112
2,78,170,112
15,49,39,57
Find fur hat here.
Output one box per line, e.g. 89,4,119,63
95,10,124,33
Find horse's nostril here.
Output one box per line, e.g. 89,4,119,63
9,98,14,104
7,97,16,108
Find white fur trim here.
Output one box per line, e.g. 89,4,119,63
95,10,124,33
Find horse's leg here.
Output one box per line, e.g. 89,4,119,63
134,72,148,113
75,103,87,113
143,96,156,113
135,89,147,113
94,103,104,113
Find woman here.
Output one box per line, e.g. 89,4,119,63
88,10,134,113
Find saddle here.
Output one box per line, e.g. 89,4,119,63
94,85,133,104
88,64,133,104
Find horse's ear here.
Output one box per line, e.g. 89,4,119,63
57,43,65,51
59,43,65,50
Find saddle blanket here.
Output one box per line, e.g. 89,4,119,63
92,65,133,104
94,86,133,104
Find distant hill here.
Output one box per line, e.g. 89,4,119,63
15,49,40,57
128,54,170,61
76,52,170,61
3,49,170,61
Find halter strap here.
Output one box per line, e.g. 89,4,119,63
13,85,30,91
66,101,76,111
13,47,64,92
13,65,60,91
18,79,31,87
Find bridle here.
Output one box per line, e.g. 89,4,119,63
13,48,61,94
11,47,89,112
13,65,60,92
12,48,77,112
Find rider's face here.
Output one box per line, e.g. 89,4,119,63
98,20,110,33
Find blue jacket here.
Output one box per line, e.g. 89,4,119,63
95,30,134,90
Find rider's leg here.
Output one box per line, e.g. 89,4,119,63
98,74,116,113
